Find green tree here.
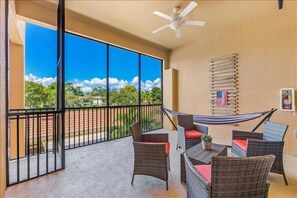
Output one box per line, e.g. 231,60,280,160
74,86,84,96
65,94,84,107
141,90,152,104
65,82,75,95
109,89,119,106
45,82,57,107
88,86,107,106
110,86,138,106
110,106,138,139
65,82,85,107
90,86,106,97
65,82,84,96
151,87,161,104
25,81,50,108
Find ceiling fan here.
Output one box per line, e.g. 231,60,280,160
152,1,205,38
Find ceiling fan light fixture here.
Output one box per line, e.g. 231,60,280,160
152,1,205,38
170,20,182,30
173,6,180,14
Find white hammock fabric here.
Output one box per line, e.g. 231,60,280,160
163,108,272,125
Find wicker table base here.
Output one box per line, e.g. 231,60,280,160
180,142,227,183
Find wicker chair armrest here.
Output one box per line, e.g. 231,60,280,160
232,130,263,140
177,125,186,137
193,124,208,134
177,125,185,132
133,142,167,161
246,139,284,157
265,182,270,194
193,167,210,187
142,133,169,142
177,125,186,149
184,154,210,197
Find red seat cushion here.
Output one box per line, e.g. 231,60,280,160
185,130,204,139
195,165,211,183
232,139,247,151
145,142,170,157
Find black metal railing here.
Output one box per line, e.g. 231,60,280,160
140,104,163,133
64,104,162,149
7,109,64,185
64,106,108,149
7,104,163,185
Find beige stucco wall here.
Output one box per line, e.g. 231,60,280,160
0,0,7,196
169,7,297,155
9,42,24,110
9,41,25,158
163,69,178,130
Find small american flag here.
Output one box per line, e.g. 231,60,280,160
216,90,228,106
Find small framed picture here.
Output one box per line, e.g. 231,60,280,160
280,88,295,111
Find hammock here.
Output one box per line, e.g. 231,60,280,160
162,107,276,126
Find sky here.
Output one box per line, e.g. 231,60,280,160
25,22,162,92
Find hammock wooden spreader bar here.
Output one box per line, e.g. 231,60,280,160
161,107,277,131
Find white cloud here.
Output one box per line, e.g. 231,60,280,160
108,78,128,89
143,80,154,91
153,78,161,84
80,85,92,93
117,80,128,89
83,78,106,86
139,78,161,91
73,82,93,93
131,76,139,85
73,77,128,91
145,80,153,85
73,82,85,87
25,74,161,93
25,74,56,86
109,77,119,85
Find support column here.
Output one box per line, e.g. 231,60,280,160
9,41,25,158
8,0,25,159
163,68,178,130
0,0,8,194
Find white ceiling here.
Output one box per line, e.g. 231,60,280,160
59,1,286,49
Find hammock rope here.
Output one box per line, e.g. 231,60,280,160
162,107,276,126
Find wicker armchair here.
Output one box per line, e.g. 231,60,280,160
231,121,289,185
130,122,170,190
177,114,208,150
185,154,275,198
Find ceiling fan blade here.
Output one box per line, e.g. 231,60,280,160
175,29,181,38
153,11,172,20
184,20,205,26
179,1,198,18
152,24,170,34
